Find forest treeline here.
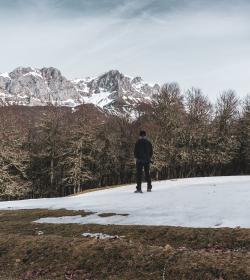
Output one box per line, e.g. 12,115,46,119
0,83,250,200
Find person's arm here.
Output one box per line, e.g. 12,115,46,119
149,141,153,158
134,141,139,159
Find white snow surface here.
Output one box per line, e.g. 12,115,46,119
24,71,43,79
81,232,122,239
82,90,113,108
0,72,10,79
1,176,250,228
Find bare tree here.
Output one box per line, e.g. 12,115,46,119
0,106,31,200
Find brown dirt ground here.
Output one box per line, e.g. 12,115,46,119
0,209,249,280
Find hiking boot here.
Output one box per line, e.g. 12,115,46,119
134,189,143,193
147,185,152,192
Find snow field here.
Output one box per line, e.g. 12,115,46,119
0,176,249,228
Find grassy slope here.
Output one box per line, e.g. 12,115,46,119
0,209,250,280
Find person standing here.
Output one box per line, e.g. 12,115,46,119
134,130,153,193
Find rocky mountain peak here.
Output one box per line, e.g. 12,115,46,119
87,70,130,95
9,67,37,79
0,67,160,115
131,76,143,84
40,67,63,81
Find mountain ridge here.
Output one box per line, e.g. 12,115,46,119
0,67,160,114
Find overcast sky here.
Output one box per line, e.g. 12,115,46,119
0,0,250,99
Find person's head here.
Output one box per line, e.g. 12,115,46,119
139,130,146,138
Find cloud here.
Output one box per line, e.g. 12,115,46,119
0,0,250,99
1,0,250,18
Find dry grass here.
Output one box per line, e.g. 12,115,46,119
0,209,249,280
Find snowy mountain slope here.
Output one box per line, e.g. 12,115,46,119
1,176,250,228
0,67,159,113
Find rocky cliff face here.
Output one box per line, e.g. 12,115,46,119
0,67,160,114
0,67,81,107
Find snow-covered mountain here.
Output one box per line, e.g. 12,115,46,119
0,67,160,114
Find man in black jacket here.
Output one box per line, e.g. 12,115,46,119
134,130,153,193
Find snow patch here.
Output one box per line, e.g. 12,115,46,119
24,71,43,79
0,72,10,79
82,232,123,239
82,90,113,108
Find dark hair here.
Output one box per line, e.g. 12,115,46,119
139,130,146,137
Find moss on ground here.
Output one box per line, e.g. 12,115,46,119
0,209,249,280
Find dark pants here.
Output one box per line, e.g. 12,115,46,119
136,161,152,190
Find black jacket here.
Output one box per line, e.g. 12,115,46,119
134,137,153,163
